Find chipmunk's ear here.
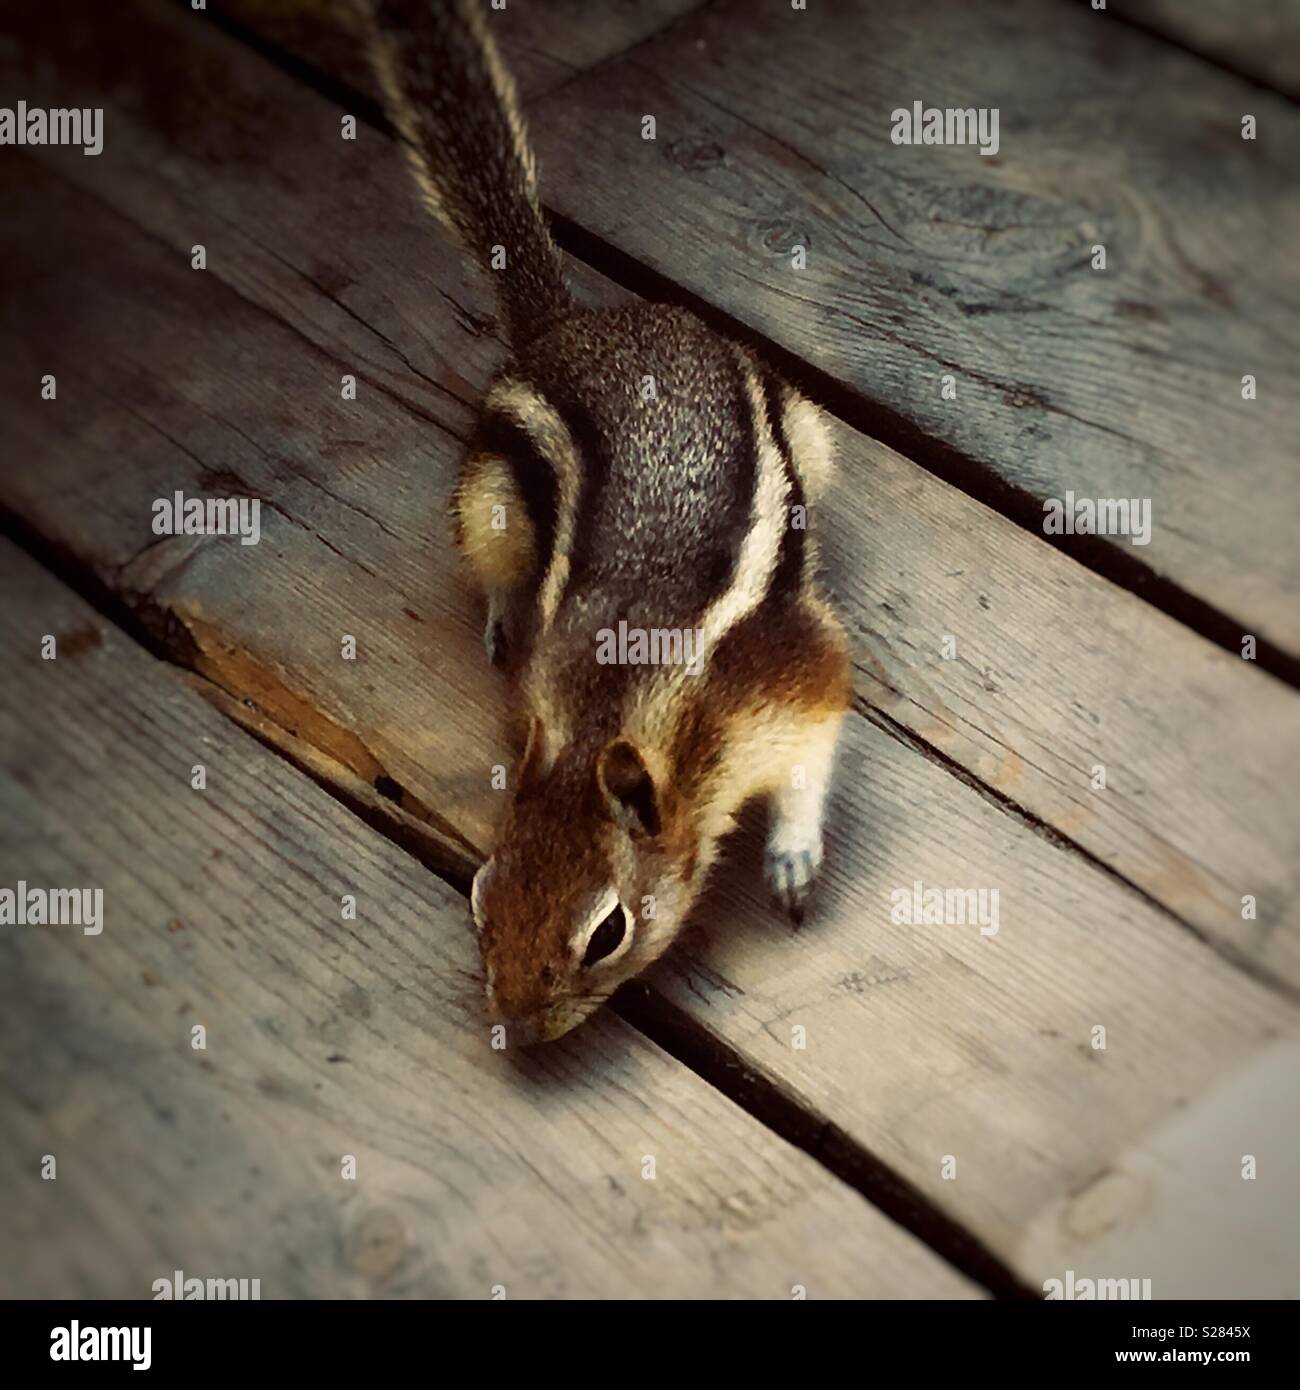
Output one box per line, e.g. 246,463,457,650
596,738,661,837
516,715,549,797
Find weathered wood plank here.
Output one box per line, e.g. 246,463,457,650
5,160,1299,1296
1119,0,1300,99
1018,1036,1300,1295
218,0,703,103
0,540,975,1298
5,0,1299,986
518,0,1300,654
5,6,1300,1294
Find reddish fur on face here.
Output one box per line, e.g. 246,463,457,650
476,720,690,1037
476,742,618,1024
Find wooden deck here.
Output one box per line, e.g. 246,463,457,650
2,0,1297,1298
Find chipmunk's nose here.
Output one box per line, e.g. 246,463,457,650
500,1013,545,1047
498,1012,583,1047
485,996,581,1047
485,982,544,1047
485,967,587,1045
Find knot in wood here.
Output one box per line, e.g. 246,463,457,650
666,137,725,172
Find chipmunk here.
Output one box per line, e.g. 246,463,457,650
364,0,851,1043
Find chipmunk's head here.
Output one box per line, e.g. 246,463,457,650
470,718,695,1044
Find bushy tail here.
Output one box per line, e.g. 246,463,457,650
363,0,573,345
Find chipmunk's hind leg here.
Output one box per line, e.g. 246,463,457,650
452,450,538,668
764,713,842,925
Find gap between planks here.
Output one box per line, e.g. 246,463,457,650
0,509,1033,1299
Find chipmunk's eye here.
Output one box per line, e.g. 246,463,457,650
582,904,627,968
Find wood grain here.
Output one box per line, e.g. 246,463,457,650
521,0,1300,653
0,540,975,1298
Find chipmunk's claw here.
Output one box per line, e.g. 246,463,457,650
484,616,507,668
765,847,818,927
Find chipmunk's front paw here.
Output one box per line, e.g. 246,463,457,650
764,833,823,927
